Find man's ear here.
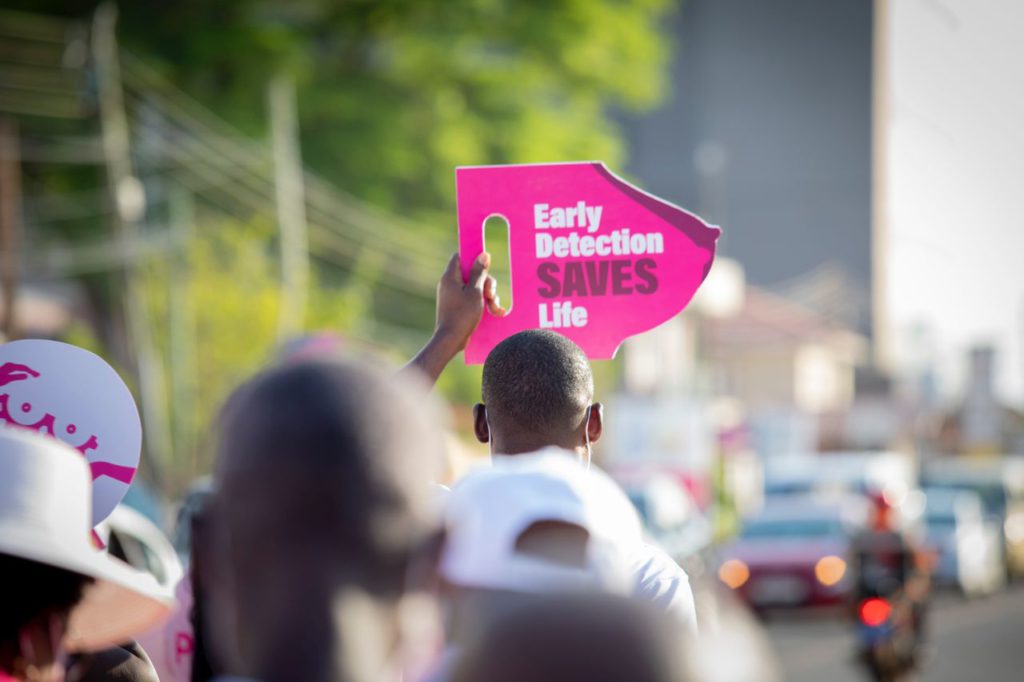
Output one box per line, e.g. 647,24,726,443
472,403,490,444
587,402,604,444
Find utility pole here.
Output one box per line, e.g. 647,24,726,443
268,74,309,340
92,3,168,491
0,117,21,340
872,0,892,372
168,184,196,475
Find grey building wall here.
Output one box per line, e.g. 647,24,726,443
625,0,872,303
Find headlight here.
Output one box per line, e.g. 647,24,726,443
718,559,750,589
814,555,846,586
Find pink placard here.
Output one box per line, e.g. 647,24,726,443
457,162,720,363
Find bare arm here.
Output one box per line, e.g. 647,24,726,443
401,252,506,386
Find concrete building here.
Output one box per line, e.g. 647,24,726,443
625,0,873,331
700,286,867,415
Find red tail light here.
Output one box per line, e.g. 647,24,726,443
859,597,892,627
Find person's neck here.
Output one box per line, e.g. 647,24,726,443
244,581,399,682
490,434,582,459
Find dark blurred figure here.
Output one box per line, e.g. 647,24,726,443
449,593,692,682
850,492,930,614
200,358,445,682
849,493,929,681
188,492,217,682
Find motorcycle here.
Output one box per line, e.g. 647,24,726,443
855,592,921,682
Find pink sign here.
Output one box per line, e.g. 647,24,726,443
0,340,142,526
457,162,720,363
136,575,194,682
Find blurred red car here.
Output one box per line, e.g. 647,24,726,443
717,496,867,609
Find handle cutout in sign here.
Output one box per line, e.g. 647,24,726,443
483,215,514,313
457,161,720,364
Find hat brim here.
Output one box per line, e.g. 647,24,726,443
0,525,174,652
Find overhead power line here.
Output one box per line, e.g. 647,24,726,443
3,9,446,300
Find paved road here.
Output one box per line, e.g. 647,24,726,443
766,584,1024,681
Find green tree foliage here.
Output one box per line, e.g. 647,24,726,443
17,0,671,217
140,213,371,483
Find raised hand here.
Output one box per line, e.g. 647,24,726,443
401,252,506,386
436,252,506,351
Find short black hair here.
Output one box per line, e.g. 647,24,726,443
481,330,593,438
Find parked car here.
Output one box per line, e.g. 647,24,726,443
923,457,1024,577
97,504,184,591
717,496,866,609
922,487,1005,596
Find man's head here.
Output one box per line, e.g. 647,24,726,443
450,593,693,682
869,492,896,532
204,358,445,682
475,330,601,460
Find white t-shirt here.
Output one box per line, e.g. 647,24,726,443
434,478,699,634
629,542,699,635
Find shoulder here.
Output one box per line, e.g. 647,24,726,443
628,543,699,634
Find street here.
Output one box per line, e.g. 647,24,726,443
767,583,1024,681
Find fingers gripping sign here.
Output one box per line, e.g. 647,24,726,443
436,252,507,352
404,250,510,385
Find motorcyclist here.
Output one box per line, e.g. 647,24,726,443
850,491,922,601
848,490,930,679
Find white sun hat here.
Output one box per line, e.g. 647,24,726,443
0,426,174,652
441,448,643,594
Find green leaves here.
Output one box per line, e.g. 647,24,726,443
110,0,672,216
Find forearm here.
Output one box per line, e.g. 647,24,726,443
400,251,495,386
399,329,464,387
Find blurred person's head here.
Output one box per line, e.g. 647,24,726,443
452,581,782,682
440,450,641,645
0,429,172,681
475,330,600,463
449,593,692,682
203,358,445,682
0,555,91,681
869,492,896,532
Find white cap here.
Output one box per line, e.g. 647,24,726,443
0,427,174,651
441,448,642,594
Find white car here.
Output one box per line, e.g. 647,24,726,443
97,504,184,591
923,487,1005,596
